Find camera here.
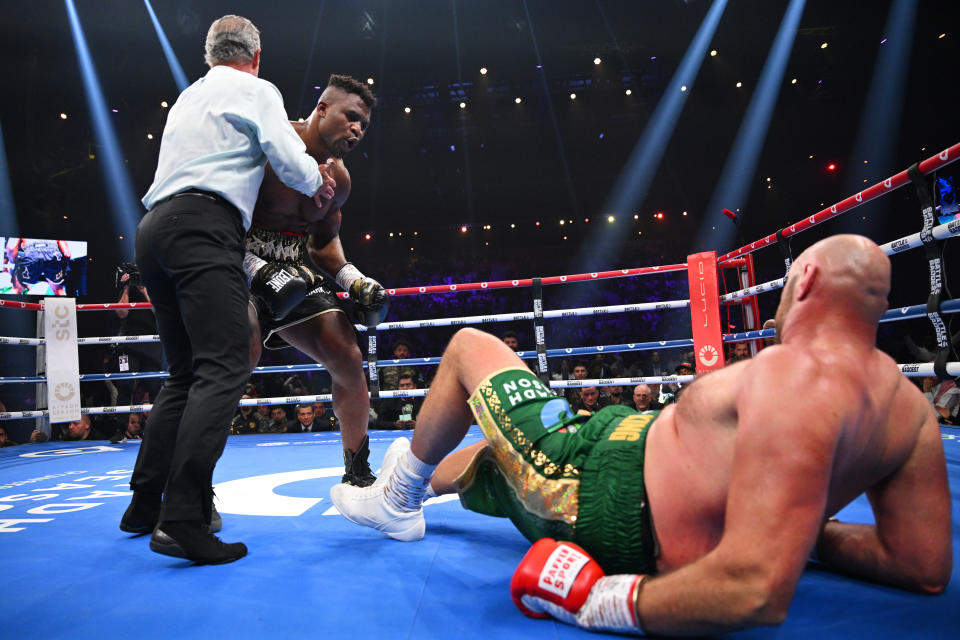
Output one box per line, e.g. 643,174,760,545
115,262,141,291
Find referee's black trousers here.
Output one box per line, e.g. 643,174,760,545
130,194,250,523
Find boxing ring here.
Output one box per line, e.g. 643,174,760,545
1,144,959,638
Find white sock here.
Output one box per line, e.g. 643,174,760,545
384,449,437,512
423,484,438,501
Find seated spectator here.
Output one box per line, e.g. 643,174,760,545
762,318,777,347
60,415,110,441
671,361,696,402
380,339,420,390
631,384,661,411
604,385,627,406
313,400,340,432
728,342,751,363
641,351,666,377
373,374,422,430
574,386,609,415
0,424,17,447
231,395,267,434
922,375,958,425
564,361,589,407
263,406,289,433
501,330,520,351
550,358,573,381
288,404,319,433
123,413,144,439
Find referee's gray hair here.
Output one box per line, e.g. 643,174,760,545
204,15,260,67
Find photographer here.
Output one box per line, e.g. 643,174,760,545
114,262,162,406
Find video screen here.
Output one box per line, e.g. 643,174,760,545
1,237,88,296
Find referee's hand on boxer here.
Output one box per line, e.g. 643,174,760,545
311,161,337,210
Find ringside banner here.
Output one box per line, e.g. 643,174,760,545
43,297,81,423
686,252,725,373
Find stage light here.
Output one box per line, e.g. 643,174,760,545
625,89,632,95
146,134,153,140
411,247,415,251
515,97,522,104
389,232,394,237
510,223,516,228
938,33,946,39
480,67,488,75
655,212,664,220
119,235,124,240
710,49,718,56
593,57,602,65
559,219,565,225
864,160,869,163
820,42,828,49
570,93,576,100
111,108,118,113
404,106,411,113
460,225,468,233
364,233,371,240
791,78,797,84
681,85,687,92
607,215,615,223
736,81,742,88
584,218,589,222
161,101,168,108
144,0,187,91
809,154,814,158
63,216,68,219
60,113,67,119
367,78,375,85
459,102,466,109
682,211,688,216
766,177,771,182
414,231,418,236
563,236,568,240
633,214,639,220
535,221,540,226
827,163,836,171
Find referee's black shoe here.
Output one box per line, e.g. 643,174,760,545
150,521,246,565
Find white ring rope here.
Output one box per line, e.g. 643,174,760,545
1,365,956,421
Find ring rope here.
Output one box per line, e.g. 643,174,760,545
2,363,958,422
5,299,959,385
718,141,960,263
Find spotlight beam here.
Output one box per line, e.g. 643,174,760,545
65,0,141,257
836,0,917,233
573,0,729,272
694,0,807,254
143,0,188,92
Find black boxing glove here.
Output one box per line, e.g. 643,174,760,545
245,252,307,321
335,263,390,328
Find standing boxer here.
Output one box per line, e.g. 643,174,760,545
120,15,335,565
245,74,386,487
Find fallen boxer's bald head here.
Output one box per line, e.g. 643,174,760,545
775,234,891,339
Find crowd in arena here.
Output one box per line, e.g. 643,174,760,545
0,252,956,447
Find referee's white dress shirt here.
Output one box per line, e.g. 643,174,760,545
142,65,322,229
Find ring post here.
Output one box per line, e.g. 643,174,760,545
687,252,726,372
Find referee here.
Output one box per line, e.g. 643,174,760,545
119,15,335,564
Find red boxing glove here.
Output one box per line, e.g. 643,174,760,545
511,539,646,633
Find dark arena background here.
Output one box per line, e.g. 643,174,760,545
0,1,958,638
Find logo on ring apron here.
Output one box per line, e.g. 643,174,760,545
698,344,719,367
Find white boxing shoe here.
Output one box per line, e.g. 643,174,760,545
374,437,411,488
330,462,426,542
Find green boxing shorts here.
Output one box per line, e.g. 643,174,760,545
457,366,658,575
